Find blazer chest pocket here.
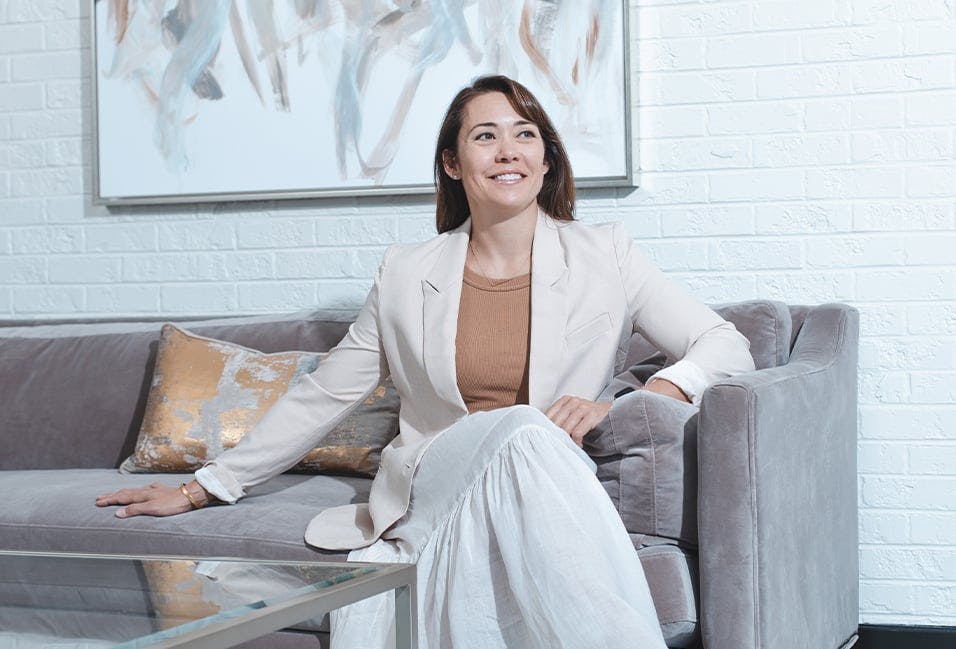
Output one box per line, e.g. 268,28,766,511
565,313,612,349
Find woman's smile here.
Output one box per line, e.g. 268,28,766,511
489,171,525,183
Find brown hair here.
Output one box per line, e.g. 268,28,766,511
433,75,576,233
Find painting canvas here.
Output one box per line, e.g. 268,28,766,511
92,0,632,205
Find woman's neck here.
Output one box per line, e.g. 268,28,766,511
468,206,537,279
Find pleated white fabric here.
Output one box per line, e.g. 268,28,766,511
329,406,668,649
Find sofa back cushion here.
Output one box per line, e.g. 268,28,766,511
0,312,351,470
625,299,792,371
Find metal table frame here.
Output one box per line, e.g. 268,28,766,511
0,550,417,649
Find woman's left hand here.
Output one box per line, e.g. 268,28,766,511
545,396,612,447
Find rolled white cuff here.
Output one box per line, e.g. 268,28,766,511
647,359,710,406
195,465,243,504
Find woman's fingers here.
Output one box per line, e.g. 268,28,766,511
95,486,153,506
543,395,572,422
117,502,163,518
545,396,611,446
115,504,140,518
566,408,603,446
117,497,186,518
94,490,130,506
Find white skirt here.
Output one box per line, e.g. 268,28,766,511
330,405,668,649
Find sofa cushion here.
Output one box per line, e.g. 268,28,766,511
636,540,700,649
714,299,792,369
0,469,361,563
120,324,399,477
0,312,352,471
625,299,792,371
587,390,700,546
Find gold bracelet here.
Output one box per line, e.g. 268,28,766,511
180,483,204,510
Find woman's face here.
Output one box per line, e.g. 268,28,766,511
443,91,549,222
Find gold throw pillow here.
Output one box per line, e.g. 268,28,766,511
120,324,399,477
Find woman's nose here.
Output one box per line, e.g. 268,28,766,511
495,142,518,162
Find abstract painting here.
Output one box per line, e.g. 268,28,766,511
92,0,632,205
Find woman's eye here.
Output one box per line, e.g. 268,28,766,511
518,129,537,138
475,132,494,141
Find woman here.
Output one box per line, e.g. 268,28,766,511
98,75,754,648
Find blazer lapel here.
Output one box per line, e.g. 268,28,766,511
528,210,569,409
422,220,470,414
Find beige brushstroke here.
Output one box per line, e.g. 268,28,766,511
586,12,600,62
104,1,165,81
247,0,290,112
518,1,573,106
229,0,265,106
140,76,158,104
110,0,130,45
361,70,425,181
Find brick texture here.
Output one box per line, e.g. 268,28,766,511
0,0,953,626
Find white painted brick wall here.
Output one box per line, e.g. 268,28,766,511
0,0,953,627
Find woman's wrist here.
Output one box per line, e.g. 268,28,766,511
184,479,214,508
644,378,691,403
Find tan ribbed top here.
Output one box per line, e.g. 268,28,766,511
455,266,532,413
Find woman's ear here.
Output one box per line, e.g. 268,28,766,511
442,149,460,180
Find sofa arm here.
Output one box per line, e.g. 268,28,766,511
696,304,860,649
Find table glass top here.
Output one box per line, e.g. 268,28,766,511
0,550,385,648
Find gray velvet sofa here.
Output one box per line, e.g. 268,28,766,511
0,301,859,649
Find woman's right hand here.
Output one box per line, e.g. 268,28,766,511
95,480,210,518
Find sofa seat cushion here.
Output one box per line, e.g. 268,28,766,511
635,539,699,649
0,469,366,563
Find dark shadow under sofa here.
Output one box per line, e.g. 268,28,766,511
0,300,859,649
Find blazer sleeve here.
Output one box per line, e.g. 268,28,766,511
612,222,755,405
195,248,393,503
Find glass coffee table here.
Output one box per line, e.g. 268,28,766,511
0,550,416,648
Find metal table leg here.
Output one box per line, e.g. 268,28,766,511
394,582,417,649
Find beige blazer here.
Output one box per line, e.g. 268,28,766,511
196,211,754,550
